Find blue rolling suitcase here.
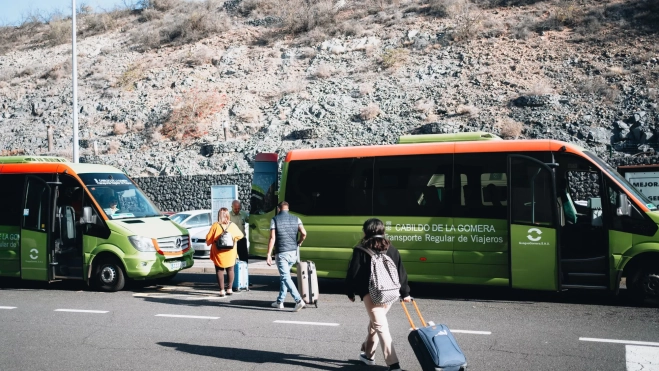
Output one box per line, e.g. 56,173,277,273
401,300,467,371
232,260,249,292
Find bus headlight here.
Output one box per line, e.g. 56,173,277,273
129,236,156,252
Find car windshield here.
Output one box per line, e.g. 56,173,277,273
170,213,190,224
78,173,162,219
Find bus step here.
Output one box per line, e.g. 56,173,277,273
564,272,607,286
561,284,608,290
561,256,606,273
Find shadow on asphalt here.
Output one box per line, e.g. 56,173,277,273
158,342,385,371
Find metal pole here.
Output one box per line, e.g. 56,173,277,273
72,0,79,163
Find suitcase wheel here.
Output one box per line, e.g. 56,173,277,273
314,300,318,308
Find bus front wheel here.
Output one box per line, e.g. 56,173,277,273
628,261,659,305
94,258,126,292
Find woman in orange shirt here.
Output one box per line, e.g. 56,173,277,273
206,207,244,296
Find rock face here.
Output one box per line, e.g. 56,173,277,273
0,0,658,178
133,174,252,213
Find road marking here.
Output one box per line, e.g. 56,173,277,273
155,314,220,320
0,306,17,310
626,345,659,371
451,330,492,335
580,337,659,347
274,320,340,327
54,309,109,314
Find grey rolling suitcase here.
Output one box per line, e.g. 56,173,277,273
296,247,319,307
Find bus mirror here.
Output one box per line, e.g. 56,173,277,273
616,194,631,217
81,207,96,224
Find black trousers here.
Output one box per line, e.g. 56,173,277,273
237,238,248,263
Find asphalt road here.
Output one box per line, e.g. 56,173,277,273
1,262,658,371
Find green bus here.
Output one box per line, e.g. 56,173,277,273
249,133,659,303
0,156,194,291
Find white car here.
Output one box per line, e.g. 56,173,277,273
170,210,213,258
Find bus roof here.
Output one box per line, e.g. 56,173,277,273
0,157,125,175
284,139,586,162
398,132,502,144
0,156,69,164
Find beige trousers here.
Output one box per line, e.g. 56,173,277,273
362,294,399,366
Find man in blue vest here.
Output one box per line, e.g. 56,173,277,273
266,201,307,311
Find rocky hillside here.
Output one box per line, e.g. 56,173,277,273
0,0,658,176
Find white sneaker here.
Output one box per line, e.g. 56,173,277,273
359,352,376,366
271,301,283,309
293,300,306,312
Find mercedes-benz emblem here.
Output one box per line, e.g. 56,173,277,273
175,238,182,249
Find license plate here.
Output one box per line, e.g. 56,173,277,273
170,261,182,270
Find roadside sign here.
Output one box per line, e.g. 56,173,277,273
211,185,238,221
624,171,659,203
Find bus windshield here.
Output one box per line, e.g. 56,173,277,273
78,173,162,219
584,151,657,211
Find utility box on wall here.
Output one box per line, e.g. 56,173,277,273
211,185,239,220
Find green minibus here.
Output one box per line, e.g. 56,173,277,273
0,156,194,291
249,132,659,303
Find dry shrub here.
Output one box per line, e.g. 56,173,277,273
1,149,25,156
497,117,523,139
605,66,630,76
526,82,553,96
381,48,409,69
237,108,261,123
131,1,231,50
360,103,381,121
113,123,128,135
580,78,620,102
41,60,72,80
456,104,479,117
83,12,116,35
107,141,120,154
146,0,181,11
314,63,335,79
359,83,374,97
240,0,338,35
414,99,435,114
161,90,228,141
132,121,145,132
281,80,307,95
16,67,36,78
116,62,145,90
298,47,317,59
429,0,471,18
183,45,213,66
46,18,72,46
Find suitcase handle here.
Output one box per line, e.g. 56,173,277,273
400,298,427,329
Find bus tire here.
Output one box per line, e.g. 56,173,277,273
628,261,659,306
94,258,126,292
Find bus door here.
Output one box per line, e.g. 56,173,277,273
249,153,279,256
20,176,52,281
508,155,561,291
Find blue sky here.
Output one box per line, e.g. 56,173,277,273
0,0,132,26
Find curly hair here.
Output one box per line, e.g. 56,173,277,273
359,218,390,252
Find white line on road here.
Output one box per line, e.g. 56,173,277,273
580,338,659,347
274,320,340,327
0,306,17,310
626,345,659,371
54,309,109,314
155,314,220,320
451,330,492,335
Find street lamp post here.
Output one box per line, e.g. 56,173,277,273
72,0,79,163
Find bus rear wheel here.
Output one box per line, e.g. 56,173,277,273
94,258,126,292
629,261,659,306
